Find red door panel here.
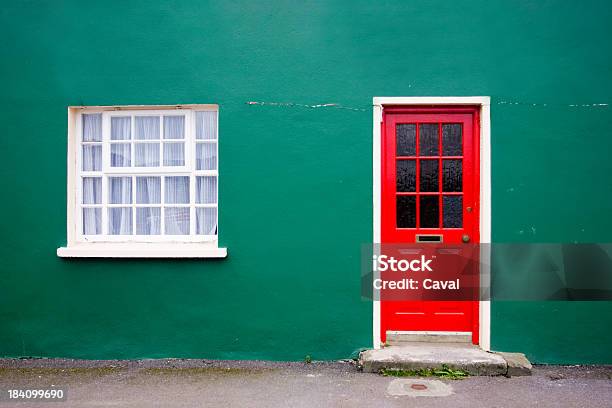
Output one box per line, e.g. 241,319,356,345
380,106,480,344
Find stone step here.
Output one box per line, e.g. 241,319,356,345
386,331,472,345
359,343,531,376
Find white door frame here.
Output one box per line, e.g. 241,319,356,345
372,96,491,350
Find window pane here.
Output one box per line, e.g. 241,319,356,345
111,143,131,167
419,159,439,192
196,143,217,170
443,159,462,192
396,160,416,192
196,111,217,140
136,207,161,235
82,208,101,235
396,196,416,228
135,116,160,140
136,176,161,204
419,123,439,156
163,142,185,166
196,176,217,204
108,207,132,235
82,113,102,142
396,124,416,156
111,117,131,140
109,176,132,204
420,195,439,228
82,177,101,204
135,143,160,167
165,207,190,235
443,195,462,228
196,208,217,235
442,124,462,156
82,145,101,171
165,176,189,204
163,116,185,139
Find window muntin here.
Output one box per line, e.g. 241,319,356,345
78,108,218,242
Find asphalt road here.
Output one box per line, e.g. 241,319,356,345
0,359,610,407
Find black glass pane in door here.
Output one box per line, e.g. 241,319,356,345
443,160,462,192
396,160,416,192
419,124,439,156
443,195,462,228
419,160,439,192
397,196,416,228
420,195,439,228
442,124,462,156
396,124,416,156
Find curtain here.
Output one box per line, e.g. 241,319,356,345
82,177,101,204
196,143,217,170
109,177,132,204
136,208,160,235
111,144,131,167
135,116,160,140
196,176,217,204
83,113,102,142
135,143,160,167
163,142,185,166
109,208,132,235
163,115,184,139
165,207,189,235
82,145,102,171
195,111,216,140
83,208,101,234
111,117,131,140
164,176,189,204
196,208,217,235
136,177,160,204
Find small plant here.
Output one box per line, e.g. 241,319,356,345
304,355,312,364
380,364,467,380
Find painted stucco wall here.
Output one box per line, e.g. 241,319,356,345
1,1,611,363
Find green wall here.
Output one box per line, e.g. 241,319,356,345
1,1,611,363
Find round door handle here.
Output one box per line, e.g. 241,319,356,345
462,234,470,243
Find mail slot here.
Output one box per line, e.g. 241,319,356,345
416,234,443,243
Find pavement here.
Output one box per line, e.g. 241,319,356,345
0,358,610,407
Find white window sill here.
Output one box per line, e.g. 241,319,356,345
57,243,227,258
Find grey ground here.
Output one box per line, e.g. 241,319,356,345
0,359,610,408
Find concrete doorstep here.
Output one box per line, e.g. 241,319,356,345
359,343,532,377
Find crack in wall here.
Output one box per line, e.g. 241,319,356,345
246,101,366,111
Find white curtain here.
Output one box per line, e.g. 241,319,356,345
196,176,217,204
109,208,132,235
82,177,101,204
109,177,132,204
136,177,160,204
135,143,160,167
135,116,160,140
195,111,217,140
83,208,101,234
111,117,131,140
164,176,189,204
111,144,131,167
163,142,184,166
196,208,217,235
196,143,217,170
82,145,102,171
164,115,184,139
136,207,160,235
83,113,102,142
165,207,189,235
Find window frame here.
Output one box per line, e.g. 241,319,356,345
57,104,227,258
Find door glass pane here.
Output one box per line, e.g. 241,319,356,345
396,124,416,156
442,124,462,156
443,160,462,192
396,196,416,228
420,195,439,228
396,160,416,192
419,124,438,156
443,195,462,228
419,159,439,192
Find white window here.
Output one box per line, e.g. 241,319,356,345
57,105,227,258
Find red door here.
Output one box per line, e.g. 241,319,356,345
380,106,480,344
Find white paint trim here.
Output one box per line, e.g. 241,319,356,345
371,96,491,351
57,244,227,258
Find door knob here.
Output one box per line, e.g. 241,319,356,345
462,234,470,243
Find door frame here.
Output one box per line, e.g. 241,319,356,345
372,96,491,350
